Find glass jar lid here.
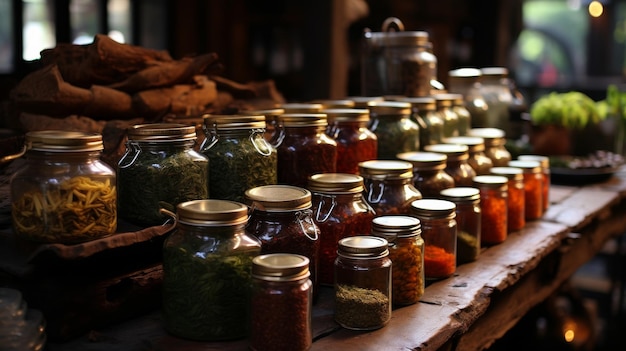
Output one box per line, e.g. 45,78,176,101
467,128,506,145
280,103,323,113
279,113,328,127
443,136,486,153
203,114,266,130
490,166,524,181
307,173,364,193
346,96,384,108
518,155,550,169
397,96,436,111
358,160,413,180
245,185,312,211
337,236,389,259
323,109,370,124
396,151,447,171
128,123,196,141
176,199,248,226
508,160,542,174
252,253,310,282
26,130,104,152
367,101,412,116
472,175,509,189
410,199,456,219
312,99,356,109
371,215,421,241
439,187,480,203
424,144,469,161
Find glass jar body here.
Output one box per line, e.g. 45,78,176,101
418,216,457,280
478,186,508,245
479,76,514,135
414,110,444,149
389,235,424,305
507,178,526,232
468,150,494,175
448,77,489,129
523,172,544,220
445,159,477,187
438,106,460,138
363,178,422,215
369,115,420,160
484,141,512,167
454,104,472,136
329,121,378,174
413,168,455,198
453,200,481,264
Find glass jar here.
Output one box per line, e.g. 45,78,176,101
452,94,472,136
372,215,424,306
201,114,277,203
359,160,422,215
250,254,312,351
410,199,457,280
439,187,481,264
334,236,392,330
368,100,420,159
397,151,455,197
243,108,285,143
245,185,320,294
490,167,526,232
432,93,460,138
325,108,378,174
448,68,489,129
347,96,385,109
424,143,477,187
443,136,493,175
509,160,544,221
118,123,208,226
308,173,376,286
472,175,508,246
518,154,550,212
399,96,445,149
161,200,261,341
313,99,356,109
11,130,117,243
468,128,511,167
280,103,324,114
479,67,514,136
275,114,337,188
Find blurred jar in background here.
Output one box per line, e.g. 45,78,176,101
448,68,488,129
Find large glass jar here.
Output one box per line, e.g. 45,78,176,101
250,254,312,351
518,154,550,212
161,200,261,341
439,187,481,264
490,166,526,232
359,160,422,215
468,128,511,167
509,160,544,221
325,108,378,174
424,143,477,187
11,130,116,243
432,93,460,138
479,67,514,136
308,173,376,286
334,236,392,330
399,96,445,149
472,175,509,246
448,68,489,129
275,114,337,188
118,123,208,226
443,136,493,175
396,151,455,198
368,100,420,159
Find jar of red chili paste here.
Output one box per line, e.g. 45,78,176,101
359,160,422,215
397,151,455,198
325,108,378,174
472,175,508,246
508,160,544,220
490,167,525,232
410,199,457,280
467,128,511,167
250,254,312,351
443,136,493,175
518,154,550,212
424,143,477,187
367,100,420,160
439,187,481,264
308,173,376,286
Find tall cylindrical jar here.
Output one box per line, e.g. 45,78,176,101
518,155,550,212
359,160,422,215
161,200,261,341
250,254,312,351
399,96,445,149
397,151,455,198
308,173,376,286
490,167,526,232
472,175,509,246
117,123,208,226
439,187,481,264
448,68,489,129
432,93,460,138
468,128,511,167
368,100,420,159
479,67,514,136
325,108,378,174
443,136,493,175
334,236,392,330
424,143,477,186
509,160,544,220
11,130,116,243
410,199,457,280
371,215,424,306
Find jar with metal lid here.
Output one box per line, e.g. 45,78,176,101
508,160,544,220
161,200,261,341
472,175,508,246
280,103,324,114
490,167,525,232
325,108,378,174
397,151,455,197
245,185,320,294
424,143,477,186
308,173,376,286
398,96,445,149
432,94,460,138
448,68,489,129
359,160,422,215
243,108,285,143
439,187,481,264
11,130,117,243
443,136,493,175
275,114,337,188
312,99,356,109
361,17,437,97
367,100,420,159
518,154,550,212
468,128,511,167
347,96,385,109
479,67,514,135
452,94,472,135
117,123,208,226
410,199,457,280
334,236,392,330
371,215,424,306
250,254,312,351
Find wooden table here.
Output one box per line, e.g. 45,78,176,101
41,167,626,351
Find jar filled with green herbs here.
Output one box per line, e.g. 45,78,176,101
117,123,208,226
161,199,262,341
432,93,460,138
201,114,277,203
399,96,444,149
367,100,420,160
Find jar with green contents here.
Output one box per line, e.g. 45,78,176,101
468,128,511,167
161,200,261,341
399,96,445,149
358,160,422,215
443,136,493,175
397,151,455,198
439,187,481,264
367,100,420,159
452,94,472,135
448,68,489,129
424,143,477,187
432,93,460,138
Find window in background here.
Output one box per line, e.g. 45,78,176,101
0,0,13,73
23,0,56,61
70,0,101,44
107,0,130,44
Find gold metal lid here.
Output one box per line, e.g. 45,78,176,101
358,160,413,180
337,236,389,259
176,199,248,226
127,123,197,141
311,99,356,109
323,109,370,124
396,151,447,171
346,96,384,108
467,128,506,145
280,103,324,113
371,215,421,240
424,143,469,161
26,130,104,152
490,166,524,181
432,93,461,107
439,187,480,202
443,136,485,153
252,253,310,282
508,160,542,173
278,113,328,127
202,114,266,130
307,173,364,193
367,100,412,116
472,175,509,189
245,185,312,211
397,96,436,111
518,155,550,169
410,199,456,219
244,108,285,117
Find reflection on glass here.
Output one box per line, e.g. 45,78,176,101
23,0,56,61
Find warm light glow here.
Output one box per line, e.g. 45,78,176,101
564,329,575,342
589,1,604,17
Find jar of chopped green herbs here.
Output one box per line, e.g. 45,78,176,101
117,123,209,226
201,115,277,202
367,100,420,160
161,199,262,341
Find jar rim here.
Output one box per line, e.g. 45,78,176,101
308,173,364,193
246,185,312,211
252,253,310,282
176,199,248,225
26,130,104,152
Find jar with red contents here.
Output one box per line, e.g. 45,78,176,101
424,143,477,187
359,160,422,215
245,185,320,295
275,114,337,188
439,187,481,264
467,128,511,167
367,100,420,160
472,175,508,246
490,167,525,232
443,136,493,175
508,160,544,220
308,173,376,285
325,108,378,174
397,151,455,198
410,199,457,280
518,154,550,212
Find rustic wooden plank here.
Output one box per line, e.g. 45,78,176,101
542,187,618,230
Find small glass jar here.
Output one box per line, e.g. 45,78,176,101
452,94,472,135
518,154,550,212
308,173,376,285
443,136,493,175
118,123,208,226
367,100,420,160
371,215,424,306
439,187,481,264
359,160,422,215
448,68,489,129
275,114,337,188
11,131,117,243
472,175,508,246
468,128,511,167
325,108,378,174
334,236,392,330
398,96,445,149
161,200,262,341
509,160,544,221
250,254,312,351
424,143,477,187
432,93,460,138
397,151,455,198
490,167,525,232
410,199,457,280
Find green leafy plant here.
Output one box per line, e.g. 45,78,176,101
530,91,604,129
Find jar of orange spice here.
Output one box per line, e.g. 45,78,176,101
472,175,508,246
508,160,544,221
490,167,525,232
